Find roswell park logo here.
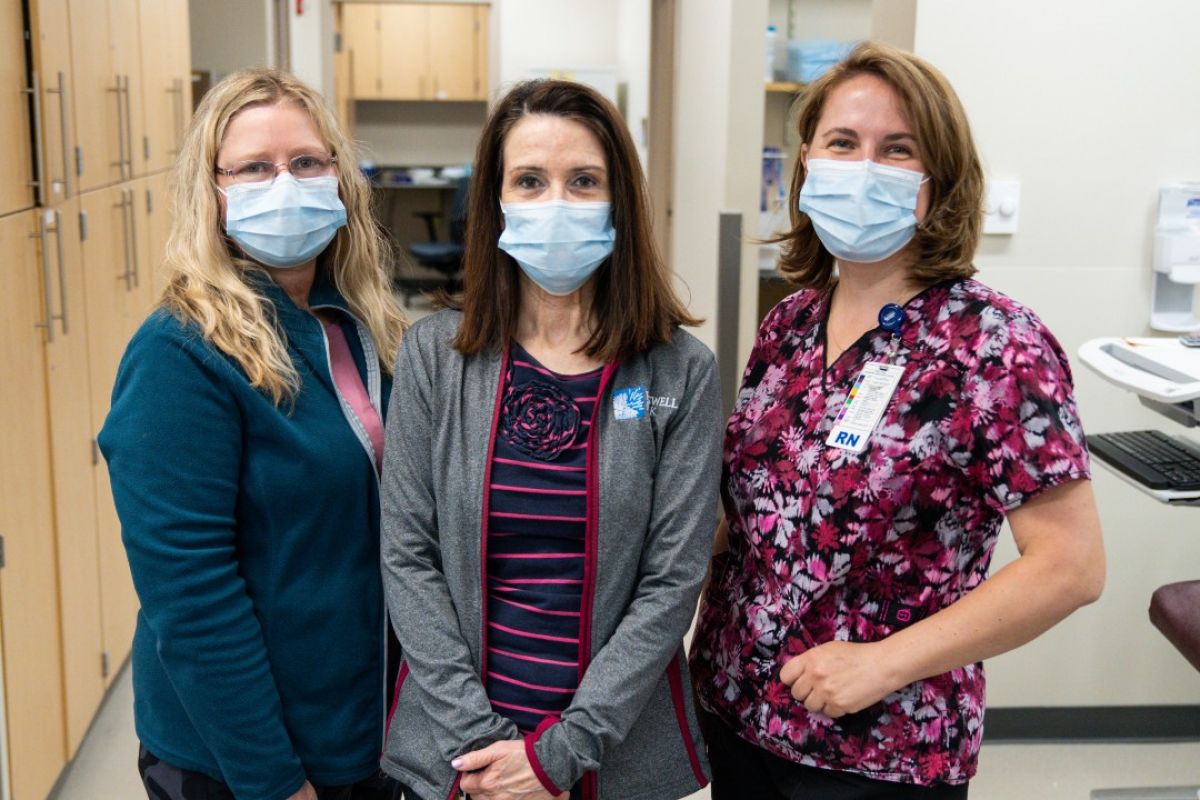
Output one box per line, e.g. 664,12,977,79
612,387,680,420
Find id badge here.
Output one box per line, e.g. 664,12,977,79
825,362,903,453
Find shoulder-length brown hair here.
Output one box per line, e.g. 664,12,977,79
451,79,699,361
777,41,984,288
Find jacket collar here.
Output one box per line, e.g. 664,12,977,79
247,265,350,330
246,266,347,396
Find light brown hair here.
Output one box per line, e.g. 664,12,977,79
777,41,984,288
162,68,406,403
450,79,699,361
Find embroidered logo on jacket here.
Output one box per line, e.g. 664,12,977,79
648,395,679,415
612,386,647,420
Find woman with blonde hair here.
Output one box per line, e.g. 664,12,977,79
99,68,407,800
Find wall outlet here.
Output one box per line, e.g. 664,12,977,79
983,179,1020,235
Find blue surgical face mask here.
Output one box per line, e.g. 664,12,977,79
223,173,347,269
797,158,925,264
498,200,615,296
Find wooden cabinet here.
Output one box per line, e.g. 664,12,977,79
28,0,77,205
138,0,192,174
109,0,147,181
68,0,190,191
69,0,126,193
142,170,173,299
1,0,185,788
425,4,483,100
343,3,382,99
343,2,489,101
0,0,36,215
0,208,69,800
380,4,429,100
80,183,149,680
38,199,108,756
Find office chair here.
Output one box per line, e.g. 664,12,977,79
1090,581,1200,799
394,175,469,306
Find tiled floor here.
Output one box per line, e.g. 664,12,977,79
52,665,1200,800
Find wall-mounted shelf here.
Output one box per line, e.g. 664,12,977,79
765,81,806,93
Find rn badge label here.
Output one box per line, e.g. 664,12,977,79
612,386,647,420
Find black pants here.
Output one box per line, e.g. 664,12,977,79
138,745,411,800
699,710,969,800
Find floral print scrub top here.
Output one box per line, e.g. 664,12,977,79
689,278,1091,786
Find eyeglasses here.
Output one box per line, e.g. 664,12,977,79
214,154,338,184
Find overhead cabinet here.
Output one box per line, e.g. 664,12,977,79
343,2,489,101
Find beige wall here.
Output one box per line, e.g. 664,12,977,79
668,0,767,356
495,0,619,90
915,0,1200,706
190,0,274,81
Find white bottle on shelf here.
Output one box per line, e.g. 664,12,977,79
765,25,778,83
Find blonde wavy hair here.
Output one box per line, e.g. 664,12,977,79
161,68,406,403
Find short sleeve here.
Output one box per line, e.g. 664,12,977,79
955,304,1092,513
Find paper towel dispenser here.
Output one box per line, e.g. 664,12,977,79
1152,183,1200,331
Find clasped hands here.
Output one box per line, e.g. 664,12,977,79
454,740,568,800
778,640,899,718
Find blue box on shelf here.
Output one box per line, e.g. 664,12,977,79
786,40,855,83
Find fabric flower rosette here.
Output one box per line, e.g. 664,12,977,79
500,379,582,461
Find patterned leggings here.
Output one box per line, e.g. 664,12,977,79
138,746,409,800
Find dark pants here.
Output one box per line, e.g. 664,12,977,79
699,710,969,800
138,746,411,800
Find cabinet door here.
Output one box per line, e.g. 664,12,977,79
426,4,477,100
472,6,489,101
169,0,192,151
137,0,187,173
69,0,122,192
130,174,158,314
110,0,146,179
144,171,172,299
137,0,174,174
80,185,143,677
0,0,36,215
30,0,77,203
380,4,428,100
0,209,69,800
39,200,106,756
343,3,381,99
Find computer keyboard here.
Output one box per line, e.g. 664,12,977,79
1087,430,1200,491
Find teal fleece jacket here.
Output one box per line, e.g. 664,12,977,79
98,273,392,800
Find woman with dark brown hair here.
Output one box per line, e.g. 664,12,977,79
689,42,1105,798
378,80,721,800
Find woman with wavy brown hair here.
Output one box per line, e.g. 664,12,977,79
689,42,1105,798
99,68,407,800
379,79,721,800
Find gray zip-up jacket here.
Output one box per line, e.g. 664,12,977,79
380,310,721,800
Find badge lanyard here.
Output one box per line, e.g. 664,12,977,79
826,303,905,454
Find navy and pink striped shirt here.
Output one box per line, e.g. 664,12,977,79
484,343,601,743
